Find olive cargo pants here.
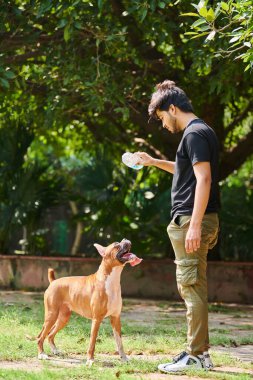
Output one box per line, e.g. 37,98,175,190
167,213,219,356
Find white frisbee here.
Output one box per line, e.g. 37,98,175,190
122,152,143,170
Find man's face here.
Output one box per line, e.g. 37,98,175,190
156,107,180,134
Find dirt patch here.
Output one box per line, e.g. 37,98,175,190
0,359,43,372
0,290,43,305
134,374,202,379
1,357,252,379
136,366,253,380
0,356,85,372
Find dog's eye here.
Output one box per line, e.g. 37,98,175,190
114,242,120,248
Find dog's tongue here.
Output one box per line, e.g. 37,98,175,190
130,256,143,266
122,253,142,266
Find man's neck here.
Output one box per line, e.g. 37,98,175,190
178,112,198,132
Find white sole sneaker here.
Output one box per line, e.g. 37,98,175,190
158,352,205,373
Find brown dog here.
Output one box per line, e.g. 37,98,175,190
37,239,142,365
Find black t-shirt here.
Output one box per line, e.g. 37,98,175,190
171,119,219,219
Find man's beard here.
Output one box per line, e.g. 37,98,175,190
168,113,180,134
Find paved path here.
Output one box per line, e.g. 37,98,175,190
215,344,253,363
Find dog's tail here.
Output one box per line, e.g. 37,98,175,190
48,268,56,283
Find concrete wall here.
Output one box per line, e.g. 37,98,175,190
0,255,252,304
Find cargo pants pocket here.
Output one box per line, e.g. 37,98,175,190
174,258,199,286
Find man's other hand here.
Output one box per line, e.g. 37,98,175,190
185,226,201,253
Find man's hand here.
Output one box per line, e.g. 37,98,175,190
185,225,201,253
134,151,155,166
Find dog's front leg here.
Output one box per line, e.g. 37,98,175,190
110,315,128,362
86,318,102,366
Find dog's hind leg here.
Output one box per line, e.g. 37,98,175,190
47,304,72,355
110,315,128,362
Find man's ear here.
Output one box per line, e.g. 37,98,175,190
169,104,176,115
94,243,106,257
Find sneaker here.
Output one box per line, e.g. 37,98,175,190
173,350,214,369
158,351,206,373
203,351,214,369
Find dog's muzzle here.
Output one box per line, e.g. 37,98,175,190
116,239,142,267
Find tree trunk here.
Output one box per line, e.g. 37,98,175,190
69,201,83,256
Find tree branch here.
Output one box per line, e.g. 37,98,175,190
220,127,253,180
0,32,60,52
225,101,253,137
3,50,43,64
134,137,167,160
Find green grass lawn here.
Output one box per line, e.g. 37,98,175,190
0,295,252,379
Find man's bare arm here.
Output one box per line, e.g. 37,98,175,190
185,161,211,253
152,159,175,174
135,152,175,174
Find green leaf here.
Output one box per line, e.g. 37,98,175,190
4,71,15,79
180,12,199,17
0,78,10,88
37,0,52,18
206,8,215,22
190,31,209,39
197,0,206,9
64,24,71,42
191,18,207,28
140,8,148,22
198,7,208,18
150,0,156,12
198,24,211,31
98,0,103,10
58,19,68,29
234,53,246,60
158,2,166,9
229,35,241,43
214,3,221,17
184,32,199,35
205,30,216,41
221,2,229,12
191,3,199,11
74,21,82,30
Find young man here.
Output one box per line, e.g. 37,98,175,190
135,80,219,373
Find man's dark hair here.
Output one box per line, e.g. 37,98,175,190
148,80,194,119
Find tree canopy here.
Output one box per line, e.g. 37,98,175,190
0,0,252,259
183,0,253,70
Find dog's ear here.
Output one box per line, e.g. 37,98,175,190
94,243,106,257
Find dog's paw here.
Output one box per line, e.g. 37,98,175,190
121,355,129,362
85,358,94,367
38,352,49,360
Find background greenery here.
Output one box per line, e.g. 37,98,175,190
0,0,252,260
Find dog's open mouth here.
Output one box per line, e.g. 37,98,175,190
116,241,142,266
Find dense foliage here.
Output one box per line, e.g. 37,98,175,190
183,0,253,70
0,0,252,260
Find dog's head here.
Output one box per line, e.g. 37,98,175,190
94,239,142,267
